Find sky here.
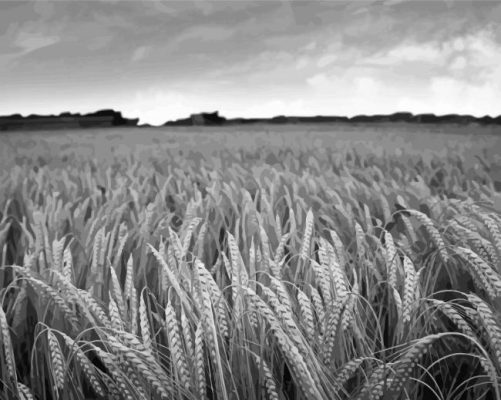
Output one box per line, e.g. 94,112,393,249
0,0,500,125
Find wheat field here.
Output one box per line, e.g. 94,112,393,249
0,124,501,400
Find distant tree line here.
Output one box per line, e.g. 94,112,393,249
1,109,501,131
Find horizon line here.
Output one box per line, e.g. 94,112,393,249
2,108,501,123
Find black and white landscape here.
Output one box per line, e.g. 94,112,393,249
0,2,500,400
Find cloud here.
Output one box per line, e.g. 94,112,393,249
317,54,337,68
369,42,445,65
131,46,150,62
173,25,235,45
15,31,60,54
306,73,332,88
0,19,62,60
354,76,381,96
449,56,466,71
364,27,500,72
306,71,383,96
208,49,296,82
295,56,310,70
428,76,501,116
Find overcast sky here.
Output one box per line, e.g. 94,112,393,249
1,1,500,125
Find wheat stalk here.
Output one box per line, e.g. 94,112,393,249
47,330,65,393
194,321,207,399
300,209,314,260
165,301,191,390
409,210,449,263
0,304,16,383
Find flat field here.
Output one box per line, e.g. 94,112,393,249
1,123,500,169
0,123,501,400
